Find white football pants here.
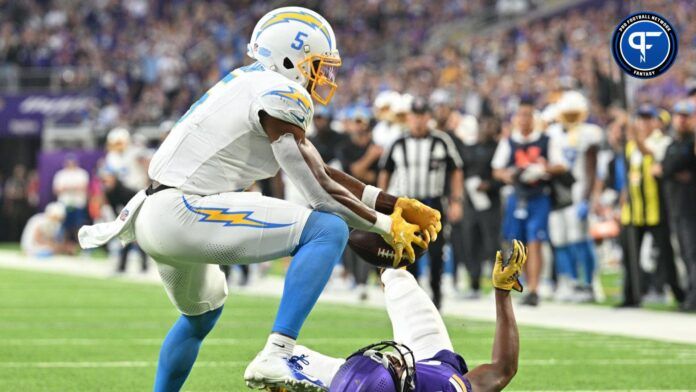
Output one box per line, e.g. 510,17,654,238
134,188,312,315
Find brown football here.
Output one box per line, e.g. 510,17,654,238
348,230,426,269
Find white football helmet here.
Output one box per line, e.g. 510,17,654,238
248,7,341,105
556,90,589,126
45,202,66,221
373,90,401,111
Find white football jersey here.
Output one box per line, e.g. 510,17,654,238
21,213,61,255
373,121,405,149
546,122,603,202
148,62,314,195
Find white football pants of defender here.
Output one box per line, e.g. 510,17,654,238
548,203,589,246
135,188,311,316
292,268,453,385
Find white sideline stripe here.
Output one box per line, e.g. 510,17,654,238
0,338,164,346
2,358,696,369
0,337,375,346
0,361,247,368
467,359,696,366
4,337,696,362
2,251,696,345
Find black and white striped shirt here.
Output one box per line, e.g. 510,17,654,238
379,130,463,199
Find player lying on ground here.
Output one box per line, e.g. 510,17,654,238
279,240,527,392
77,6,441,392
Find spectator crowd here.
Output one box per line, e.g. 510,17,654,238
1,0,696,311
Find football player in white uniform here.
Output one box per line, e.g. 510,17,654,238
546,91,602,302
372,90,402,149
77,7,441,392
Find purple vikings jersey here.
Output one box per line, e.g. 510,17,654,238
415,350,472,392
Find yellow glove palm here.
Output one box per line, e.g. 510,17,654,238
395,198,442,243
384,206,428,267
492,240,528,292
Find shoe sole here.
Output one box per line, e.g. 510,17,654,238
245,377,326,392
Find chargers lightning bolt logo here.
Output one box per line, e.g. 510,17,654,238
263,86,312,123
257,11,332,47
182,196,293,228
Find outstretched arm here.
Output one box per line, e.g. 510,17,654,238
264,112,384,226
466,290,519,392
262,112,425,262
584,145,598,200
325,166,398,213
467,241,525,392
327,165,442,242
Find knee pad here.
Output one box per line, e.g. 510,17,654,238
301,211,349,247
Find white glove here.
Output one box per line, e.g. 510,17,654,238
519,164,547,184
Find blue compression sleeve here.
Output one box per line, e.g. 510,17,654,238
575,240,597,286
272,211,349,338
554,245,577,279
154,307,223,392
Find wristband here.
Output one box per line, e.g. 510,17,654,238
361,185,381,209
371,212,392,237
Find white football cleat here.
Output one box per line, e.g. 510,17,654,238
244,353,327,391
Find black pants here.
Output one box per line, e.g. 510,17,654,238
451,205,501,292
672,214,696,303
220,264,249,284
620,223,684,304
407,198,444,308
118,243,148,272
343,247,371,285
4,200,31,241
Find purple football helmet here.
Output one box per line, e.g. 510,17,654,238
329,341,416,392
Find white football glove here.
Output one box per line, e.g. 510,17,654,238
519,163,547,184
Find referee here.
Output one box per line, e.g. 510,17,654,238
378,97,464,309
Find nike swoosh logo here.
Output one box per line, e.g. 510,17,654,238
290,112,306,123
273,343,286,348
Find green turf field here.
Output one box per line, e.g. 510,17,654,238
1,268,695,391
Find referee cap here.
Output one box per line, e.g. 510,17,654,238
410,97,430,114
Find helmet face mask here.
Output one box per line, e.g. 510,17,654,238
559,110,586,126
298,55,342,105
330,340,416,392
556,90,588,127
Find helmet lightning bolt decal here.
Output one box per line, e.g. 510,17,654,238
182,196,293,228
257,11,332,47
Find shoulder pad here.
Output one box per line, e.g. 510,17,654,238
582,123,603,143
258,84,314,130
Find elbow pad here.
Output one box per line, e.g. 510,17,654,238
271,134,390,235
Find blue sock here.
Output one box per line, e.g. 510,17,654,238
569,244,581,282
272,211,348,338
154,307,223,392
575,240,596,286
554,245,576,279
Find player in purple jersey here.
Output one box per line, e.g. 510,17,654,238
275,240,526,392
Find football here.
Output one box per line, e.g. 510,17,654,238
348,229,426,269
